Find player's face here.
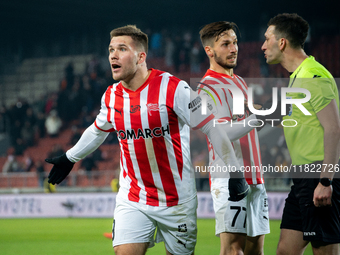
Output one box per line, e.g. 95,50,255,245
108,36,140,82
261,25,282,64
212,29,238,69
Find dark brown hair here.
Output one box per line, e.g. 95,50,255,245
199,21,238,47
110,25,148,54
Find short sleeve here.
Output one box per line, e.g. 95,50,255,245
301,78,337,113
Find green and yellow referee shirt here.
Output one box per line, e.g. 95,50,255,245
283,56,339,165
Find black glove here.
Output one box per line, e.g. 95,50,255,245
45,153,74,185
228,171,249,202
256,99,291,126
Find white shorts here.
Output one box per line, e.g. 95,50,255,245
112,195,197,255
211,184,270,237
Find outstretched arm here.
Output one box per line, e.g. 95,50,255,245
66,124,110,162
46,123,110,184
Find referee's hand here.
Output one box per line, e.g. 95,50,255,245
313,183,332,207
45,153,74,185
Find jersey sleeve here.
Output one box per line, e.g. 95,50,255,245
197,85,218,116
222,114,261,142
173,80,214,129
300,77,337,113
66,123,110,163
94,87,116,132
197,79,232,119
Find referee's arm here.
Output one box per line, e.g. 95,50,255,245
313,99,340,207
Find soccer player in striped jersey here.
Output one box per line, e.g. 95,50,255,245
262,13,340,255
45,25,248,255
198,21,270,255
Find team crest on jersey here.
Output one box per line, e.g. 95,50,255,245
146,103,159,116
130,105,141,113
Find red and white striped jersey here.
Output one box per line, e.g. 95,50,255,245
198,69,264,186
95,69,214,207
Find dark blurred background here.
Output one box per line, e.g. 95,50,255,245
1,0,339,62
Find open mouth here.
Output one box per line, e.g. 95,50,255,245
112,64,121,70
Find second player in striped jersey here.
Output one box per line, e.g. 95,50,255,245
199,21,270,255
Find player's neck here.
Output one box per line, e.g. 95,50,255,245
281,48,308,73
209,63,234,77
121,66,150,91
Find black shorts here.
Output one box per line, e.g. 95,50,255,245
280,164,340,243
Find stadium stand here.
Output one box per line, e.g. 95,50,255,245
0,55,94,107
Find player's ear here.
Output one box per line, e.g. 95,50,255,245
137,51,147,64
279,38,287,51
205,46,214,58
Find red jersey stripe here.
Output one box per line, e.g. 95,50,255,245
130,93,159,206
147,76,178,206
114,85,141,203
239,135,252,178
205,135,215,161
248,129,260,182
221,88,233,117
166,77,184,180
104,85,113,123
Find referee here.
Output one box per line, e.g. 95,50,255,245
262,13,340,255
